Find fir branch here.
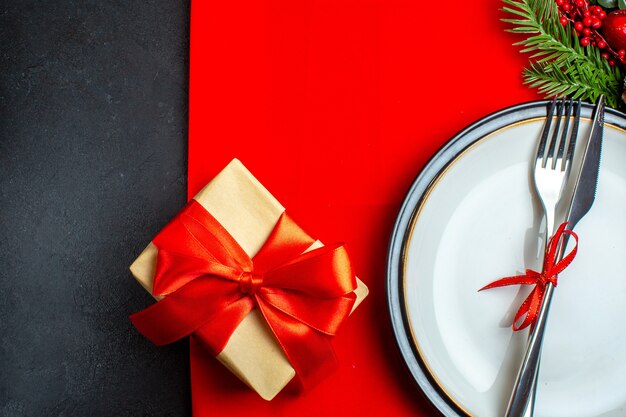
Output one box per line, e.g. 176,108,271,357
523,61,620,106
503,0,623,105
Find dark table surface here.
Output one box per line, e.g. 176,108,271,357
1,1,191,415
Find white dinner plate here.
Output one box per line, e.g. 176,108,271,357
387,101,626,417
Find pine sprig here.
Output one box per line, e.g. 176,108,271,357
503,0,623,107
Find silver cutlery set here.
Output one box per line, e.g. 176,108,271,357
505,96,605,417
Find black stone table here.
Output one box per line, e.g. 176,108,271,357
1,1,191,415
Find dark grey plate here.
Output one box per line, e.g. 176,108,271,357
386,100,626,417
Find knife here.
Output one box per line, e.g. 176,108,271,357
505,95,605,417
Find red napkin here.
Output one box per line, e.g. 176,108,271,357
188,0,536,415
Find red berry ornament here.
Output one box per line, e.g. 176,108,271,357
556,0,626,69
603,10,626,52
591,18,602,29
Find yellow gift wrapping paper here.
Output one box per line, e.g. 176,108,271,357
130,158,368,400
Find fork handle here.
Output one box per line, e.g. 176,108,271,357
505,212,558,417
504,284,554,417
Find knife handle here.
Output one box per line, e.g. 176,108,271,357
505,283,555,417
506,229,572,417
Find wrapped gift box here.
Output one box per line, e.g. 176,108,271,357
130,158,368,400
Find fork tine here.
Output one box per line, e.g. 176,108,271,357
565,100,581,168
537,98,557,162
545,99,564,167
556,98,573,170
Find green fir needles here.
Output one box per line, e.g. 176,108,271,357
503,0,623,107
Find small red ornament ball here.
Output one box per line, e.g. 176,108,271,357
603,10,626,52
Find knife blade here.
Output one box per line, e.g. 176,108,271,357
565,95,604,229
505,95,605,417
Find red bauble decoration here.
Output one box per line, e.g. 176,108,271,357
603,10,626,52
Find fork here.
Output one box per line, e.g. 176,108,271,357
505,97,581,417
533,98,579,250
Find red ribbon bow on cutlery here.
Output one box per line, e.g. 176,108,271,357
130,200,357,387
480,222,578,331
